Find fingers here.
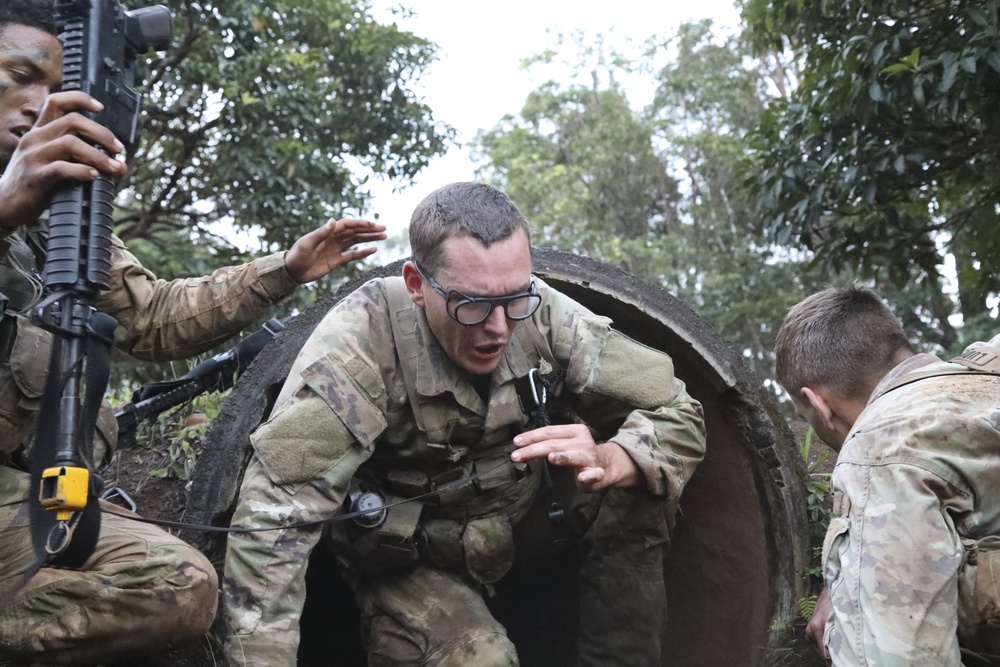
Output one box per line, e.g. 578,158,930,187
337,246,378,263
38,133,125,176
323,217,387,238
576,467,608,491
805,588,831,661
283,217,386,284
36,92,126,160
511,424,598,466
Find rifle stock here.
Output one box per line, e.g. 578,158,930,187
116,318,287,449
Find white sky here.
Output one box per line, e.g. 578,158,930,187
359,0,741,243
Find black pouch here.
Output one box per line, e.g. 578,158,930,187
326,480,423,575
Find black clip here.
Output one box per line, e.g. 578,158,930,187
518,367,567,542
518,367,550,429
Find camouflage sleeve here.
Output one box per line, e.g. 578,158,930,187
224,294,390,666
824,461,965,666
601,375,705,504
94,235,299,361
535,281,706,502
223,391,373,667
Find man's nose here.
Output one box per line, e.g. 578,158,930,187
21,86,49,123
481,304,509,335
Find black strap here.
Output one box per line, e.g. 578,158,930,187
517,368,568,542
28,311,117,569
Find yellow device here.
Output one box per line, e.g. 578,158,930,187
39,466,90,521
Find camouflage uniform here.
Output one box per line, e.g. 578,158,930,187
822,334,1000,666
223,276,706,667
0,224,301,664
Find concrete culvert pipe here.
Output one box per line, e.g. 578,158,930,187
184,248,811,666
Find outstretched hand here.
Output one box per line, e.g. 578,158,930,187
511,423,641,492
283,218,388,284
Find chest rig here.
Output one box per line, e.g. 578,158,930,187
328,277,567,582
0,228,47,361
376,277,561,507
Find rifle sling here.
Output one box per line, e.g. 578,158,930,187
29,311,117,568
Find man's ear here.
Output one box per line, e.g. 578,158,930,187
401,261,425,307
801,386,836,432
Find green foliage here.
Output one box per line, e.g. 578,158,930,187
120,0,453,259
744,0,1000,329
798,594,818,623
798,426,832,578
475,23,826,383
143,392,222,480
105,0,455,387
148,429,202,480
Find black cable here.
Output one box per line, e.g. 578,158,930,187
99,458,510,534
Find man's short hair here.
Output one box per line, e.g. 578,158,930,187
0,0,55,36
409,182,532,272
775,283,915,400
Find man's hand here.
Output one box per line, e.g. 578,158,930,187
283,218,387,284
0,91,127,233
805,586,832,664
511,424,641,492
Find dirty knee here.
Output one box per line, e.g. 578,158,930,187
161,547,220,642
430,631,518,667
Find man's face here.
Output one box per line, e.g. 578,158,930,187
0,24,63,166
416,229,533,376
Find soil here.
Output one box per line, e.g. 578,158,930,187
100,437,223,667
102,443,188,523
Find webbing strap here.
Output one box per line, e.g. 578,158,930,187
29,311,117,568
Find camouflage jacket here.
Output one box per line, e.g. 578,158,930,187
0,224,300,455
227,275,706,664
823,334,1000,666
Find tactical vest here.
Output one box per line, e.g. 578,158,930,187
0,229,50,455
328,277,568,584
0,226,116,461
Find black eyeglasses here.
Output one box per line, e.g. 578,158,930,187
414,261,542,326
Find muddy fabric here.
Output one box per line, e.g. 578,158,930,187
577,487,671,667
358,564,517,667
0,225,300,663
223,276,705,666
822,334,1000,666
0,468,218,664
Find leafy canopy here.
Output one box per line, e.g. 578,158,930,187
744,0,1000,328
122,0,453,255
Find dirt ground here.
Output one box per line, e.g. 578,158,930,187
100,438,223,667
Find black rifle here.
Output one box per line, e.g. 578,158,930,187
27,0,171,567
115,318,287,449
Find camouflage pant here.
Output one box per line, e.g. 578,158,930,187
0,466,218,665
352,471,670,667
224,459,671,667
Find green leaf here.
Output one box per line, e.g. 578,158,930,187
869,81,884,101
881,62,912,76
940,60,959,93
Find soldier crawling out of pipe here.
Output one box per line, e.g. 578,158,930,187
223,181,707,666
